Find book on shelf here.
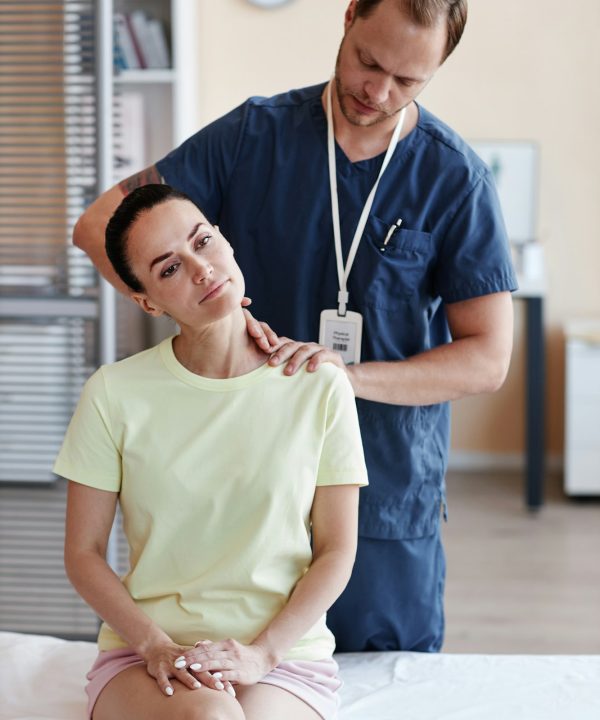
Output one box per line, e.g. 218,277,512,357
113,91,146,183
114,12,140,70
113,11,171,71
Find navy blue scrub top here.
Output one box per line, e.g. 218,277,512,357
157,83,518,541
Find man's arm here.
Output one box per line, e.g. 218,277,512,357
267,291,514,405
346,291,514,405
73,165,162,294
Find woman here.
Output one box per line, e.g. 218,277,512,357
57,185,367,720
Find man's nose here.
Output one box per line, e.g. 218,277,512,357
364,75,392,106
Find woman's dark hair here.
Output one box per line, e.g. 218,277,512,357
105,184,194,292
355,0,468,61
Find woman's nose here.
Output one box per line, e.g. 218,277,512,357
190,257,213,284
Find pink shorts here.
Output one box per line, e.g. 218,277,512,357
86,648,341,720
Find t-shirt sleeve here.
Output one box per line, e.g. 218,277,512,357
433,169,518,303
53,368,121,492
316,370,368,488
155,101,248,225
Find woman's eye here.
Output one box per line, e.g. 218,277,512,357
161,263,179,278
195,235,211,250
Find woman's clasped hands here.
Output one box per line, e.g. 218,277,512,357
175,638,274,692
142,638,236,698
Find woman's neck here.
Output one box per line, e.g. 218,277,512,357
172,309,267,379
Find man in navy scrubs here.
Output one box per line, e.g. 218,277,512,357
75,0,516,653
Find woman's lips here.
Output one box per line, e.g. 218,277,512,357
199,279,228,303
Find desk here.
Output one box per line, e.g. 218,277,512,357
514,277,545,510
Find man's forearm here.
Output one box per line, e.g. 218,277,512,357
73,166,163,295
347,334,510,406
74,212,131,294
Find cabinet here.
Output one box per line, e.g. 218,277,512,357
564,321,600,496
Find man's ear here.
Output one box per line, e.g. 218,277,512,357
131,293,164,317
344,0,358,31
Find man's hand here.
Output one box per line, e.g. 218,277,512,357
269,339,345,375
241,299,279,353
242,299,344,375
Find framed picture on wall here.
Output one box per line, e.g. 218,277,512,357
469,140,539,245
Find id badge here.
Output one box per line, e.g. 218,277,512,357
319,309,362,365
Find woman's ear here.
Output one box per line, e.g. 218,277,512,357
131,293,164,317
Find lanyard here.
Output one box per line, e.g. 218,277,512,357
326,80,406,315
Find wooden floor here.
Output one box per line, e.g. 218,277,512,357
442,470,600,654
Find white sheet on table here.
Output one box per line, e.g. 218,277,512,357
1,632,599,720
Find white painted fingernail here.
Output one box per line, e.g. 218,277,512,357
165,686,174,696
215,681,225,690
174,658,187,669
212,672,223,679
190,663,202,671
193,681,202,689
227,686,236,697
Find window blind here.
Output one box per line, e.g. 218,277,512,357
0,0,107,638
0,1,100,487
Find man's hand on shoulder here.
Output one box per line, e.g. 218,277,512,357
242,300,345,375
269,339,345,376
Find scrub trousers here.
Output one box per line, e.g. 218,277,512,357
327,527,446,653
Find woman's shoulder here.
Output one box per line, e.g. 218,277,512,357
269,362,352,399
87,342,166,393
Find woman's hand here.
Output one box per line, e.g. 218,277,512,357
142,639,236,697
177,638,275,686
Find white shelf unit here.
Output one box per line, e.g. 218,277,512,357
564,321,600,496
112,0,199,351
113,0,199,169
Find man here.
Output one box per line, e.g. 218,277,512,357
75,0,516,653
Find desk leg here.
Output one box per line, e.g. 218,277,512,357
525,296,545,510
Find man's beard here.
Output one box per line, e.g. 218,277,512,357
333,47,405,128
334,75,398,128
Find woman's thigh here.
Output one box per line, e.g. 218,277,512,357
236,683,323,720
92,664,244,720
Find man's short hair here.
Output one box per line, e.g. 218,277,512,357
355,0,468,61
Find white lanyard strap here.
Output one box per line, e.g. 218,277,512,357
327,80,406,315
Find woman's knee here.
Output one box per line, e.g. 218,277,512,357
180,694,245,720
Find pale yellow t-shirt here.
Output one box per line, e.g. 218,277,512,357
54,337,368,660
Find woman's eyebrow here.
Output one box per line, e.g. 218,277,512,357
149,251,172,270
187,222,201,241
149,223,204,270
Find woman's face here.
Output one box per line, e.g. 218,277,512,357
127,198,245,328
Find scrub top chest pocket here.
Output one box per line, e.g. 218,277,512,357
360,214,435,310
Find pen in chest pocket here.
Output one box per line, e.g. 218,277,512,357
382,218,403,250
